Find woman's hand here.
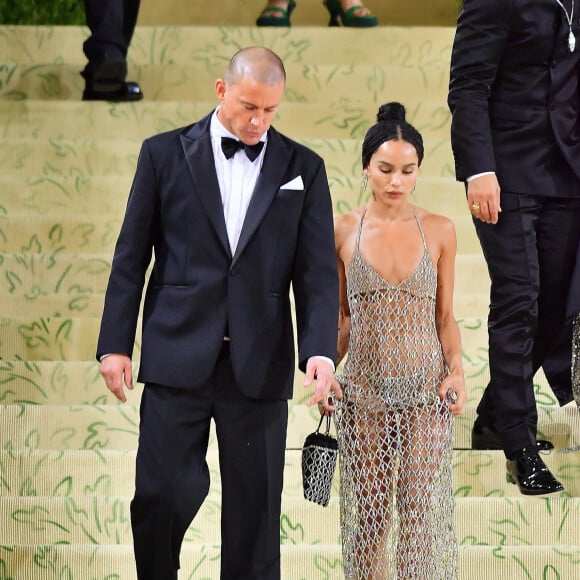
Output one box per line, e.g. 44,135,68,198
438,372,467,416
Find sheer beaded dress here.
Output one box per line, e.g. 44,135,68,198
335,207,458,579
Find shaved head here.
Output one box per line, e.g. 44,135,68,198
224,47,286,87
215,47,286,145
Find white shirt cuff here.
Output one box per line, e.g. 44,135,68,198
309,355,335,372
466,171,495,182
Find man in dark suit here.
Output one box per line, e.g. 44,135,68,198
82,0,143,101
96,47,341,579
448,0,580,495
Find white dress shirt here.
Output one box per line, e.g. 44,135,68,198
210,111,267,254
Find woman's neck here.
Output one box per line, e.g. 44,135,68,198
366,197,413,222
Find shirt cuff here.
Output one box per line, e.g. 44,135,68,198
466,171,495,182
309,355,335,372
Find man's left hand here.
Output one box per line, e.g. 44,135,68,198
304,357,343,414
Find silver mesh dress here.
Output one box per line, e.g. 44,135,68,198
335,207,458,579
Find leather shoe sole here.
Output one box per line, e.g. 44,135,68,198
83,81,143,102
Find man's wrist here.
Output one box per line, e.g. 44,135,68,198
309,355,335,372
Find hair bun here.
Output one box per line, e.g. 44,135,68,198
377,102,406,123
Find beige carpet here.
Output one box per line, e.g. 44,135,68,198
0,24,579,579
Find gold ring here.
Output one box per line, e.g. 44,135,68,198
471,203,480,211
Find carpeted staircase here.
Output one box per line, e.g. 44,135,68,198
1,19,579,580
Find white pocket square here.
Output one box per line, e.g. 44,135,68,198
280,176,304,190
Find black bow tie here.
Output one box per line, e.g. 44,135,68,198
221,137,264,162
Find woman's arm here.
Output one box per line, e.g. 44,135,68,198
334,214,352,366
337,257,351,366
434,216,467,416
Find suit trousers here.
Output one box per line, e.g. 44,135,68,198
83,0,140,73
473,193,580,458
130,342,288,579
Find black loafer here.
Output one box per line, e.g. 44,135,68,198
506,448,564,495
83,81,143,102
472,422,554,452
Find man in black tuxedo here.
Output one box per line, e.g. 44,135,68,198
96,47,341,579
448,0,580,495
81,0,143,101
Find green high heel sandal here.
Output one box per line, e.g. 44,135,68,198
256,0,297,26
323,0,378,27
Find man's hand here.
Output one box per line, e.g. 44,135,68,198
99,354,133,403
304,357,343,414
467,174,501,224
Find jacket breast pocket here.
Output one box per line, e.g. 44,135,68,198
277,187,304,201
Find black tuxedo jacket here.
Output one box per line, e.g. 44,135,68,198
96,112,339,399
448,0,580,197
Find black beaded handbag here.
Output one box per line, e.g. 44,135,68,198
301,414,338,507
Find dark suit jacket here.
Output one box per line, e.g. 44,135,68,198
448,0,580,197
96,112,339,399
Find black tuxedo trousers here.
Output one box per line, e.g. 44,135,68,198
130,343,288,580
474,193,580,457
83,0,140,63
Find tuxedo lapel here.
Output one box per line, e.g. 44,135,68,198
180,117,232,259
232,130,292,265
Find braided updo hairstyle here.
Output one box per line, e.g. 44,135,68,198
361,102,424,169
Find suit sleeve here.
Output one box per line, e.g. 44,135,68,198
448,0,513,181
96,140,158,360
292,156,339,372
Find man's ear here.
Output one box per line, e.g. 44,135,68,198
215,79,226,101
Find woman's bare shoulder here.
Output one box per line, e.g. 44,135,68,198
415,206,455,234
414,206,457,252
335,207,364,236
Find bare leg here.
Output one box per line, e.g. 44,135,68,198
338,399,396,579
396,403,450,577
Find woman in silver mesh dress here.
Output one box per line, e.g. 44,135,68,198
332,102,467,579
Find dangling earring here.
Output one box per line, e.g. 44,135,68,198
361,173,368,193
411,184,416,198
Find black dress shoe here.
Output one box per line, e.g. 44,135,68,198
472,422,554,452
506,448,564,496
83,81,143,102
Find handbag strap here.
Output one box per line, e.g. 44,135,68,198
316,413,333,436
286,413,334,451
